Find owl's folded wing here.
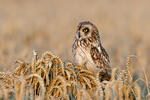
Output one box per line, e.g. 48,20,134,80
90,46,111,81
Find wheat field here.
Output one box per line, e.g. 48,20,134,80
0,0,150,100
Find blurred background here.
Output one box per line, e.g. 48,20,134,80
0,0,150,79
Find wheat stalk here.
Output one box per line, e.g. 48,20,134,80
0,51,149,100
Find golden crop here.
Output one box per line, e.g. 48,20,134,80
0,51,149,100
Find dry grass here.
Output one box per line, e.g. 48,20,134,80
0,51,149,100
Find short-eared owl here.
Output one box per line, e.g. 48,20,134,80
72,21,111,81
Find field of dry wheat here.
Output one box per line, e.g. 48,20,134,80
0,0,150,100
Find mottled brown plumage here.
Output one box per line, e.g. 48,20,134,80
72,21,111,81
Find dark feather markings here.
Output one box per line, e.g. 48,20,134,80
80,38,90,48
90,46,111,81
101,46,110,63
91,31,99,41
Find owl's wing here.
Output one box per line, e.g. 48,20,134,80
101,46,110,63
90,45,111,81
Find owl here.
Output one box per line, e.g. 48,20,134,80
72,21,111,81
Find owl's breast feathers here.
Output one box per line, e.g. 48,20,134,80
72,39,87,66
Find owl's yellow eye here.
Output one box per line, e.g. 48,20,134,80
82,27,89,34
84,29,88,32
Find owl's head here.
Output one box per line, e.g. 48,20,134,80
76,21,99,39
